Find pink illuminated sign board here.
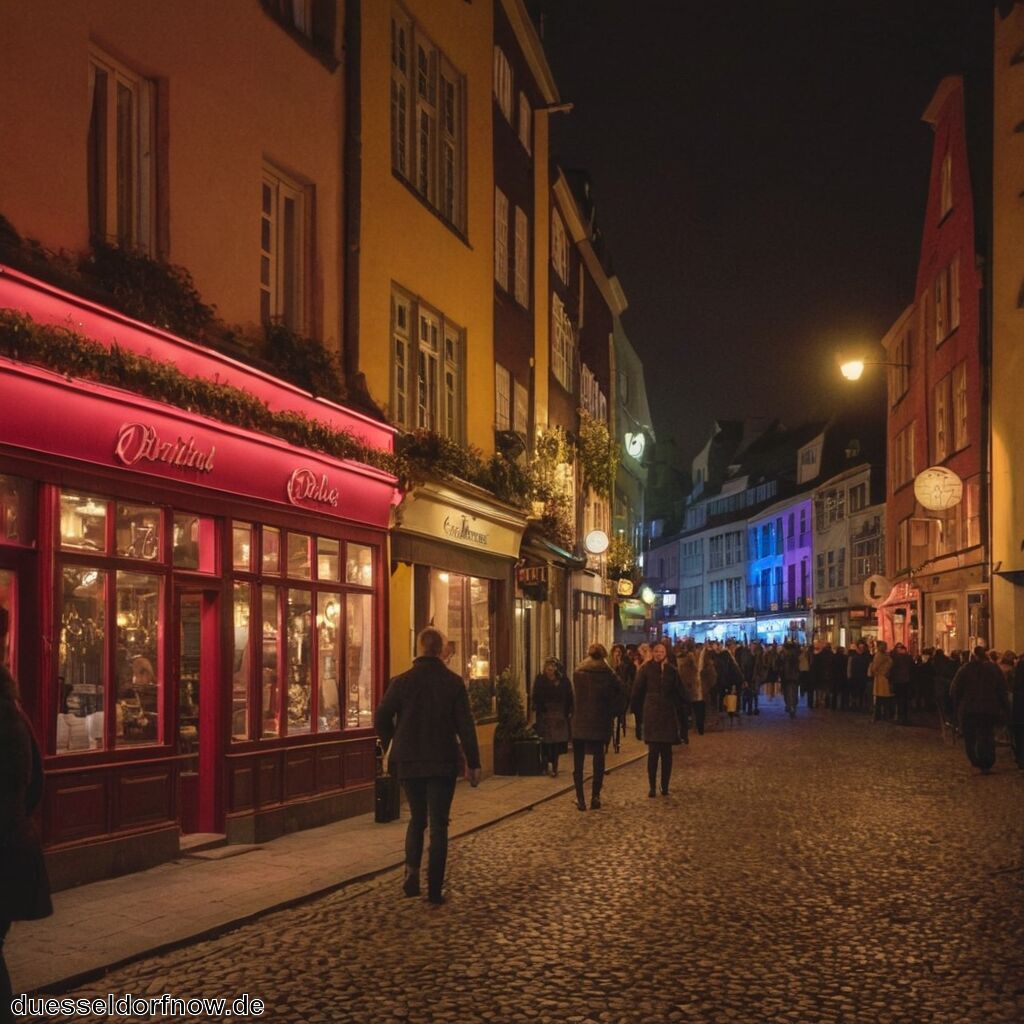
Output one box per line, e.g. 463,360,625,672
0,363,396,530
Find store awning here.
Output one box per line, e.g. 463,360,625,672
520,526,586,571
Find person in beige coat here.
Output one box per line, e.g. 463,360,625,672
871,641,894,721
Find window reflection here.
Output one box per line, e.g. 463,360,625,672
261,585,280,738
116,504,161,561
233,522,253,572
60,492,108,552
0,474,35,545
263,526,281,575
317,537,340,582
115,571,160,746
178,593,201,757
232,583,251,741
346,593,374,728
57,566,106,752
287,533,312,579
346,543,373,587
287,589,312,733
428,570,491,684
317,592,341,731
173,513,213,571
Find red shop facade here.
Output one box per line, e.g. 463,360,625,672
0,268,397,889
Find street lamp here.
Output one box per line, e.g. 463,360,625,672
839,358,909,381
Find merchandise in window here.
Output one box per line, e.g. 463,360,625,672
261,585,281,738
115,571,160,747
177,593,202,757
346,543,374,587
60,492,109,552
57,566,106,752
0,570,14,674
173,513,215,572
233,583,252,741
233,522,253,572
263,526,281,575
317,537,341,581
116,503,161,561
317,592,342,731
346,593,374,728
287,589,313,734
428,570,491,686
0,474,35,546
288,532,312,579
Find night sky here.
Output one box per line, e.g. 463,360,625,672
537,0,993,465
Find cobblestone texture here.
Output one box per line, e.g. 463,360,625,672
31,705,1024,1023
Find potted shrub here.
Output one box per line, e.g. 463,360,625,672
493,669,540,775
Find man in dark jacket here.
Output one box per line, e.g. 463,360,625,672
890,643,915,726
848,641,872,712
375,628,481,905
571,643,623,811
950,646,1011,774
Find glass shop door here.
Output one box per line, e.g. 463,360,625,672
175,588,221,834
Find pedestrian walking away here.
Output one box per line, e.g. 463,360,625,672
678,650,705,735
950,646,1011,775
870,641,894,722
781,641,801,718
0,664,53,1023
570,644,624,811
632,639,689,797
609,643,634,753
374,627,482,906
531,658,573,776
890,643,915,726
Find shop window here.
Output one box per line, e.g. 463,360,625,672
233,522,253,572
115,571,160,747
177,593,201,757
317,537,341,582
0,474,35,546
428,570,491,686
173,513,215,572
346,593,374,728
232,583,252,741
286,589,312,734
116,503,161,561
262,526,281,575
261,586,281,738
346,543,374,587
57,566,106,752
317,592,342,731
60,492,109,552
0,570,14,673
287,532,312,579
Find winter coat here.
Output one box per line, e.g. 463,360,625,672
699,655,718,696
736,647,754,683
375,656,481,779
848,649,872,685
812,648,833,689
950,660,1011,723
678,654,701,702
632,660,688,745
531,672,573,744
871,651,893,698
752,647,768,686
781,647,801,684
890,652,914,691
613,658,635,716
0,697,53,922
571,656,623,742
715,651,743,692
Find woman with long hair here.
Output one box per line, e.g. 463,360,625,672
1,665,53,1014
531,658,573,777
632,640,689,797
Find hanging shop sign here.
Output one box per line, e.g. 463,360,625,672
584,529,609,555
863,574,893,608
616,578,635,597
114,422,215,474
914,466,963,511
517,565,548,587
287,468,340,508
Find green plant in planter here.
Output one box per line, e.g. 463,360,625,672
467,678,495,722
577,409,618,499
493,668,534,742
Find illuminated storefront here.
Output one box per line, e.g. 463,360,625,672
662,617,755,644
0,267,397,887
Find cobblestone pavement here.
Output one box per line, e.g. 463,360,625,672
29,705,1024,1024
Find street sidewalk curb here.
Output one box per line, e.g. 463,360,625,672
31,748,648,997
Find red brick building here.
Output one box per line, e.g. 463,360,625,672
880,75,988,654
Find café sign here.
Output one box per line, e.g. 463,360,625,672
287,468,339,508
114,422,215,474
443,514,488,546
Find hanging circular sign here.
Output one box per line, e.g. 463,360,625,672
913,466,963,511
640,585,656,605
584,529,609,555
863,574,893,608
616,578,634,597
625,432,646,459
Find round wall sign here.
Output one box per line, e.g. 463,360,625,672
913,466,963,511
863,574,893,608
584,529,609,555
625,432,645,459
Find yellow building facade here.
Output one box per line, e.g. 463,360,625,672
991,3,1024,649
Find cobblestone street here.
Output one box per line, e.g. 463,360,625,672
32,705,1024,1024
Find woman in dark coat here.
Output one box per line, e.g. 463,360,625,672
531,658,572,777
1,665,52,1012
609,644,634,753
632,639,689,797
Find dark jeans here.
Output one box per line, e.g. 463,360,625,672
572,741,605,803
874,696,894,721
691,701,706,735
402,776,457,900
741,689,755,714
893,683,911,725
782,682,799,714
647,742,673,792
962,714,1000,771
1012,725,1024,769
540,742,563,773
1,918,11,1024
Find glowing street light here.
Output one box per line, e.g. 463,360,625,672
840,359,866,381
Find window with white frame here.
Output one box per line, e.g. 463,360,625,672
551,292,575,392
939,151,953,218
87,50,157,252
892,423,915,491
494,188,509,289
514,207,529,307
933,375,951,462
551,209,569,284
260,166,308,330
493,46,513,121
849,483,867,513
494,364,511,431
953,361,968,451
517,91,532,153
513,381,528,435
391,7,465,231
390,287,464,440
580,363,607,422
